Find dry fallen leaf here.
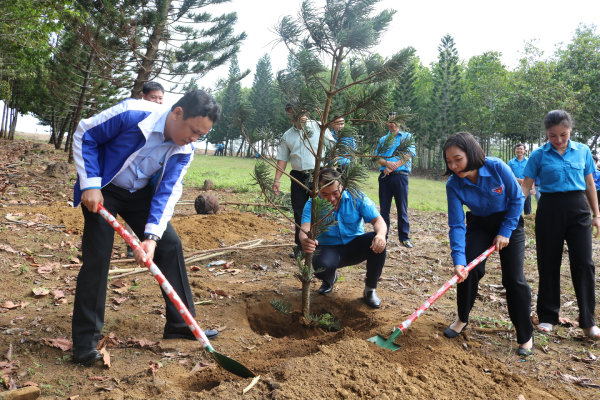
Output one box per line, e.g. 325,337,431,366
3,375,17,390
127,338,160,347
100,347,111,368
190,265,201,271
0,244,25,255
556,371,600,388
37,264,55,274
97,332,119,350
111,279,129,288
113,297,128,305
88,376,110,381
49,290,64,300
558,317,579,328
41,337,73,351
23,381,39,387
32,288,50,298
189,360,214,375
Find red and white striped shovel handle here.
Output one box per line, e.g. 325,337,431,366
395,245,496,333
96,204,214,351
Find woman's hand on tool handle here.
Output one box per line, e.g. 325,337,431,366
455,265,468,283
81,189,104,213
133,239,157,266
492,234,509,251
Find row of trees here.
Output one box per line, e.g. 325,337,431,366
0,0,247,161
208,24,600,175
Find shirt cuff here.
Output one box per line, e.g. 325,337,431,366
497,225,514,239
80,177,102,191
452,254,467,267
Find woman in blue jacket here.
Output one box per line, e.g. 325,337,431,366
443,132,533,356
521,110,600,340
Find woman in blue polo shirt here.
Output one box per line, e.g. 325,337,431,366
521,110,600,340
299,168,388,309
444,132,533,356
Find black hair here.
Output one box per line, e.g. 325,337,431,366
514,143,526,151
284,102,293,112
593,154,599,163
171,89,221,123
319,168,341,186
442,132,486,176
543,110,573,130
142,81,164,95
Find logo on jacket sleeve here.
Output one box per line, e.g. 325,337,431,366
491,185,504,194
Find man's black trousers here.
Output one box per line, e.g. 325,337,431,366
72,184,195,350
290,170,310,246
378,172,410,241
535,191,595,329
313,232,386,289
457,212,533,345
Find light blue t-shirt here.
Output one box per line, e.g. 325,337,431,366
523,140,595,193
446,157,524,266
375,131,416,173
111,111,172,192
507,157,528,179
301,191,380,246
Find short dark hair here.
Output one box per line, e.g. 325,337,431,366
142,81,164,95
442,132,486,176
543,110,573,130
171,89,221,123
319,168,341,186
285,102,293,112
514,143,525,151
593,154,598,163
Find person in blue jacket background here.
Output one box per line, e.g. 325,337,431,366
443,132,533,357
521,110,600,340
507,143,533,215
71,90,221,365
593,154,600,206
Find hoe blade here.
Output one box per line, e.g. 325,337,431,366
366,334,402,351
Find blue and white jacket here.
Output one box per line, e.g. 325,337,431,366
73,99,195,238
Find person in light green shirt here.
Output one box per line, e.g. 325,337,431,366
273,103,334,255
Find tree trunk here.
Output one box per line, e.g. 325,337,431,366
236,137,245,157
0,99,7,139
66,44,96,163
49,108,57,145
8,109,18,140
130,0,170,98
204,139,209,155
55,112,72,150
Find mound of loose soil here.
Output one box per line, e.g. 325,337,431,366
171,211,279,249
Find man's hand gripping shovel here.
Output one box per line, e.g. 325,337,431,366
97,204,255,378
367,245,496,351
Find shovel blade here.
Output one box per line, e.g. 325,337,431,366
211,351,256,378
366,334,402,351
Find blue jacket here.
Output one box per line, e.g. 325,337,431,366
73,99,195,238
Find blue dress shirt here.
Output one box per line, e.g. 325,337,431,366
332,130,356,166
507,157,528,179
523,140,595,193
447,157,525,266
375,131,416,173
593,170,600,190
111,111,172,192
301,191,381,246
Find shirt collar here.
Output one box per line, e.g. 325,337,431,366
153,110,169,136
543,140,573,152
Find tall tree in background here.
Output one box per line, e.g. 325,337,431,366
431,34,462,177
210,55,243,155
555,24,600,149
125,0,247,97
247,54,278,155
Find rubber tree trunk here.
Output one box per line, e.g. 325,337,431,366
0,98,7,139
8,109,18,140
49,108,57,145
55,112,72,150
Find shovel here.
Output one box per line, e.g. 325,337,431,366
97,204,255,378
367,245,496,351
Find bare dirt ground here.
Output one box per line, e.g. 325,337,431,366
1,138,600,399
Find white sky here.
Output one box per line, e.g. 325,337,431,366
15,0,600,134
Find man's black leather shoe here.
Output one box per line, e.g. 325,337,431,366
73,347,103,366
318,272,338,295
164,325,219,340
363,290,381,308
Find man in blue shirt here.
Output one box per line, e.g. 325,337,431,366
507,143,533,215
375,112,416,248
299,168,388,308
331,116,356,170
71,90,221,366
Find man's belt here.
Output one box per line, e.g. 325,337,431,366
384,170,409,176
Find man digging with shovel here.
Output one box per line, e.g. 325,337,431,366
71,90,221,365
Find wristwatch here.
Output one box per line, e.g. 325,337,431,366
144,234,160,243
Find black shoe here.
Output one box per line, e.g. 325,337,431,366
127,245,134,258
163,325,219,340
73,347,103,366
289,248,304,259
363,289,381,309
517,337,534,357
318,272,338,295
444,321,468,338
401,240,413,248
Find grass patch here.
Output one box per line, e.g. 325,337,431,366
185,155,536,214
